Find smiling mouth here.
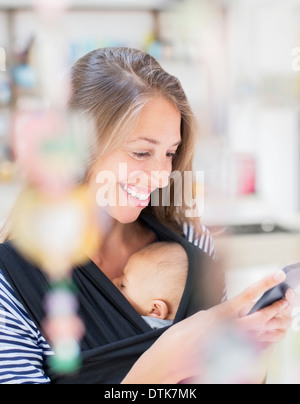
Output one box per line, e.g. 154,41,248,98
120,183,151,202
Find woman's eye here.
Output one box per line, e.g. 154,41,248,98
167,152,177,159
131,151,177,160
132,152,151,160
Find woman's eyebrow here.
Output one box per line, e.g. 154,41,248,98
130,137,182,147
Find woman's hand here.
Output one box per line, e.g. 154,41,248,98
230,271,294,347
122,271,295,384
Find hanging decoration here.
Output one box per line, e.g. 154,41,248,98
10,0,102,375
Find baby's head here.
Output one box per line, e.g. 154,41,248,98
114,242,188,321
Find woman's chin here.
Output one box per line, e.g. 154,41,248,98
108,205,146,224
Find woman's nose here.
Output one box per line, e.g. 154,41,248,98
148,159,172,189
150,170,170,189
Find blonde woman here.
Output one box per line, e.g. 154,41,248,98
0,48,293,384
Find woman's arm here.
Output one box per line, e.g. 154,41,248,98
122,271,294,384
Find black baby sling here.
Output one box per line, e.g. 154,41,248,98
0,212,224,384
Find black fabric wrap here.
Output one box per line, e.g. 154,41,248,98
0,212,224,384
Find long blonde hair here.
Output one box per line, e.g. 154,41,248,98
70,47,200,233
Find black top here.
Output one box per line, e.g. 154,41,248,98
0,212,224,384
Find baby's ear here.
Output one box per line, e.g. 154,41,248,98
148,300,169,320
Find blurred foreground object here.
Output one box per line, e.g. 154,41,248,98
0,161,17,183
11,184,102,374
44,280,85,374
12,109,95,194
5,0,101,375
11,185,101,278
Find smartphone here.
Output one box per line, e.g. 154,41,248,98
248,263,300,315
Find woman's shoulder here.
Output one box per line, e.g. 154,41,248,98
183,222,217,259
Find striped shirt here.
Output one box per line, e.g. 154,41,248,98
0,224,216,384
0,271,53,384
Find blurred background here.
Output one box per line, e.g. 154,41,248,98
1,0,300,383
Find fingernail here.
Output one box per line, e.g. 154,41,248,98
273,271,286,283
281,300,289,311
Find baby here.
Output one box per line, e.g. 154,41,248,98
113,242,188,330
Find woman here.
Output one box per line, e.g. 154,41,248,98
0,48,293,384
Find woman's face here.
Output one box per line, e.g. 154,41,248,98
90,96,182,224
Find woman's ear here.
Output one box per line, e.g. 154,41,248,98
148,300,169,320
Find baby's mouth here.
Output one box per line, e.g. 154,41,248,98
120,183,151,202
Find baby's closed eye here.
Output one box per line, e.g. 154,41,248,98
112,277,125,290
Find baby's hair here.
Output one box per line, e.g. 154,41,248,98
135,242,188,316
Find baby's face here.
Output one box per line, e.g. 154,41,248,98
113,255,150,316
113,243,188,321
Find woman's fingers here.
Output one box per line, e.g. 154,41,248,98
239,299,289,329
208,271,296,352
239,287,295,333
211,271,288,320
263,314,292,332
236,297,293,349
225,271,287,318
238,271,286,310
